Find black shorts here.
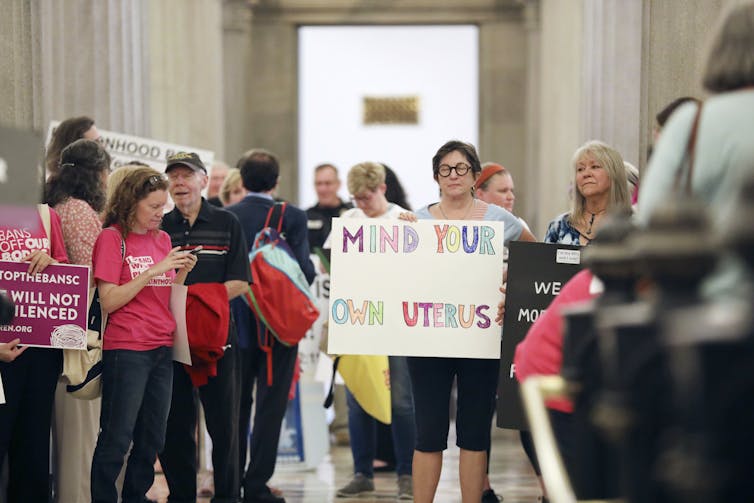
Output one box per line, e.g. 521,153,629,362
407,356,499,452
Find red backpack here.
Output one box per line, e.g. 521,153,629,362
243,203,319,383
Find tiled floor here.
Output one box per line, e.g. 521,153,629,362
148,426,543,502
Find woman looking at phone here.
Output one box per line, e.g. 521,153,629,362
90,167,196,503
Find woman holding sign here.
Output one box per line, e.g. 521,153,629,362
0,204,68,502
90,167,196,503
405,140,536,503
327,162,417,500
45,138,110,503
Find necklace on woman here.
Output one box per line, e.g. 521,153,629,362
584,208,606,236
438,198,475,220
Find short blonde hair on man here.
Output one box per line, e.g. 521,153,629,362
347,162,385,196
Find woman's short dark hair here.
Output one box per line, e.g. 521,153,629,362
702,2,754,93
45,116,96,176
44,139,110,212
237,149,280,193
431,140,482,181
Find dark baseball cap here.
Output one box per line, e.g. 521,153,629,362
165,152,207,174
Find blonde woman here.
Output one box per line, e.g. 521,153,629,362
544,141,631,245
106,164,141,204
219,168,248,206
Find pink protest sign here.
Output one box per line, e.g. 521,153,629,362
0,260,89,349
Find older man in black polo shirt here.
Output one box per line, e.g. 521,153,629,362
160,152,251,503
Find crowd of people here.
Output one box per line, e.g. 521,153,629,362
1,2,753,503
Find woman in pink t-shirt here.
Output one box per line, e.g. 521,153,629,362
90,167,196,503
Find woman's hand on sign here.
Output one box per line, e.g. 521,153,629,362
22,250,57,275
398,211,417,222
0,339,28,362
495,285,507,326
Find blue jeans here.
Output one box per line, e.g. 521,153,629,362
346,355,415,477
91,347,174,503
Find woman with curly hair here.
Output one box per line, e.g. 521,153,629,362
90,167,196,503
45,138,110,503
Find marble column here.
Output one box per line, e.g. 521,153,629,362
640,0,736,167
245,17,299,201
148,0,226,158
0,0,151,136
522,0,541,233
534,0,583,235
581,0,643,167
479,19,528,223
222,0,255,166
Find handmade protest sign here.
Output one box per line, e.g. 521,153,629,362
0,260,89,349
327,218,504,358
497,241,582,430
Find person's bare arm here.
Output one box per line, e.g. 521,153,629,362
517,227,537,242
497,228,536,324
495,285,507,326
0,339,27,362
98,247,193,313
225,280,249,300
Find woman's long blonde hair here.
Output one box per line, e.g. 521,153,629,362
569,140,631,222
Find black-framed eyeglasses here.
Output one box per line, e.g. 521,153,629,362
437,162,471,177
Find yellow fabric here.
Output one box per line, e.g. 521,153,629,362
337,354,392,424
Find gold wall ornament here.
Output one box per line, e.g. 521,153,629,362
363,96,420,125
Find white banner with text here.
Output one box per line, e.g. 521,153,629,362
327,218,504,358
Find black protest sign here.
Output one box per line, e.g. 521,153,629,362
497,241,582,430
